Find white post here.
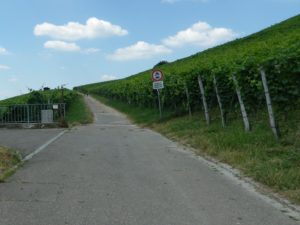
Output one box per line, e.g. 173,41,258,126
259,68,279,139
198,75,210,125
232,74,250,132
213,75,226,128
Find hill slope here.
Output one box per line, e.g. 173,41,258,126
76,15,300,204
76,14,300,116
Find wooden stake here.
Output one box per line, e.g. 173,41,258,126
213,75,226,128
198,75,210,125
184,82,192,117
260,68,279,140
232,75,250,132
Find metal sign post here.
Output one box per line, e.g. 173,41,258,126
157,89,162,119
152,70,164,119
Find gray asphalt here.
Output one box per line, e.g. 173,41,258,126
0,128,64,157
0,96,299,225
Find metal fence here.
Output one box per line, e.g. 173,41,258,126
0,103,66,124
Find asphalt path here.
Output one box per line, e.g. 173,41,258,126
0,128,65,157
0,96,299,225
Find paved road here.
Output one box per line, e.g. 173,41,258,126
0,96,299,225
0,128,65,157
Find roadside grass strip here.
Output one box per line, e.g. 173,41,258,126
65,94,94,126
0,146,22,182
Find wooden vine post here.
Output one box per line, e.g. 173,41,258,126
232,74,250,132
259,68,279,140
213,75,226,128
184,82,192,117
197,75,210,125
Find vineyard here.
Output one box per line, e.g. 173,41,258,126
0,88,77,107
76,15,300,138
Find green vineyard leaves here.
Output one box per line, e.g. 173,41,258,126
77,15,300,122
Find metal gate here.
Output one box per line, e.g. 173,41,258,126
0,103,66,124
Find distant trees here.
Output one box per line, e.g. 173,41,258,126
153,60,169,68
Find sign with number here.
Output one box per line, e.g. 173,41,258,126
153,81,164,90
152,70,164,81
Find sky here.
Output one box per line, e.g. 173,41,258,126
0,0,299,100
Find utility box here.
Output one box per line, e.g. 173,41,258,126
41,110,53,123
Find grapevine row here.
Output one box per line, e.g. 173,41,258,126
76,15,300,137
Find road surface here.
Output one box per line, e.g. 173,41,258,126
0,96,299,225
0,128,64,157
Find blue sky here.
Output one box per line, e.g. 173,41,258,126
0,0,299,100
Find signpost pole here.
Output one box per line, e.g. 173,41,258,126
157,89,162,119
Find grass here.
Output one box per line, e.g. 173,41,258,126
0,146,22,182
93,95,300,204
65,94,94,126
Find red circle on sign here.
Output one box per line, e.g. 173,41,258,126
152,70,164,81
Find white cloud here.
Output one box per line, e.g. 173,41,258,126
44,41,81,52
0,65,11,70
162,21,237,48
34,17,128,41
108,41,172,61
0,47,9,55
82,48,100,54
43,41,100,54
100,74,118,82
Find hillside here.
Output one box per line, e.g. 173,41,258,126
76,15,300,204
76,14,300,119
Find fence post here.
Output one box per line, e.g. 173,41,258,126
184,82,192,117
27,105,30,124
198,75,210,125
213,75,226,128
232,74,250,132
259,68,279,140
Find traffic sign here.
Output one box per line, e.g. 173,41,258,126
153,81,164,90
152,70,164,81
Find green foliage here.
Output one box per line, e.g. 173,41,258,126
153,60,169,68
0,89,78,109
76,15,300,122
0,146,22,182
65,94,93,125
